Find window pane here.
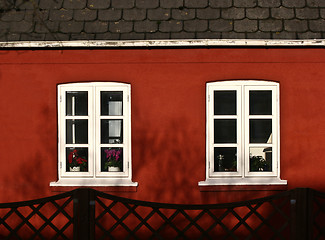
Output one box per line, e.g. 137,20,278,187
101,120,123,144
66,91,88,116
214,147,237,172
101,91,123,116
214,119,237,143
214,91,236,115
66,147,88,172
66,120,88,144
249,90,272,115
249,147,272,172
249,119,272,143
101,147,123,172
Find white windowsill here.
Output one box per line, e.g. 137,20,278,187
50,178,138,187
198,177,287,186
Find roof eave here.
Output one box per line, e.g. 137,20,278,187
1,39,325,48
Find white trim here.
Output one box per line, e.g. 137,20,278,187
202,80,286,186
199,178,287,186
51,82,137,187
1,39,325,48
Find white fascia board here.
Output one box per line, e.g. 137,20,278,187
0,39,325,48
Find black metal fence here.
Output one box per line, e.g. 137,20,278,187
0,188,324,239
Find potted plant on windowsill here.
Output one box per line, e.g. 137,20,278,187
104,148,122,172
68,149,87,172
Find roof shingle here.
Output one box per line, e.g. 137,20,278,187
1,0,325,41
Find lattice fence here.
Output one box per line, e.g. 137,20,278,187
0,188,324,239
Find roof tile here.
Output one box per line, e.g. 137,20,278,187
49,9,73,21
309,19,325,31
234,19,258,32
134,20,158,33
172,8,195,20
272,31,296,38
120,32,145,39
87,0,110,9
246,7,269,19
109,20,133,33
159,20,183,32
233,0,257,8
123,8,146,21
258,0,281,8
63,0,87,10
84,21,108,33
171,31,195,38
148,8,171,20
10,20,34,32
306,0,325,7
221,8,245,20
209,19,233,31
197,8,220,19
284,19,308,32
39,0,63,9
282,0,306,8
136,0,159,9
160,0,183,8
98,9,122,21
74,9,97,21
184,19,208,32
296,8,319,19
259,19,283,32
271,7,294,19
59,20,84,33
111,0,135,9
209,0,232,8
0,10,25,22
184,0,208,9
145,32,170,39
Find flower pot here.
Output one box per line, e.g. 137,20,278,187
108,166,120,172
70,166,81,172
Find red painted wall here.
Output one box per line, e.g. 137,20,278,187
0,48,325,204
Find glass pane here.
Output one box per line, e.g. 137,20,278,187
66,120,88,144
66,147,88,172
101,91,123,116
250,119,272,143
214,147,237,172
250,90,272,115
66,91,88,116
101,120,123,144
101,147,123,172
214,91,236,115
249,147,272,172
214,119,237,143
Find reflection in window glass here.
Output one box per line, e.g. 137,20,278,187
249,91,272,115
101,120,123,144
66,147,88,172
214,147,237,172
101,91,123,116
249,147,272,172
66,91,88,116
66,120,88,144
214,119,237,143
101,147,123,172
214,91,236,115
249,119,272,143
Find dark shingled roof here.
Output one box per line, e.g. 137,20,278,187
1,0,325,41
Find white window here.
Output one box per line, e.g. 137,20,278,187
199,81,287,186
50,82,137,187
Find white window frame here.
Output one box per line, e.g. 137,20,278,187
50,82,137,187
199,80,287,186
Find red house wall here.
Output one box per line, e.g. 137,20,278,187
0,48,325,204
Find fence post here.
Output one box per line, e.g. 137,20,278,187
73,188,95,240
291,188,313,240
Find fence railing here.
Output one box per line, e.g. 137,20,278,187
0,188,324,239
